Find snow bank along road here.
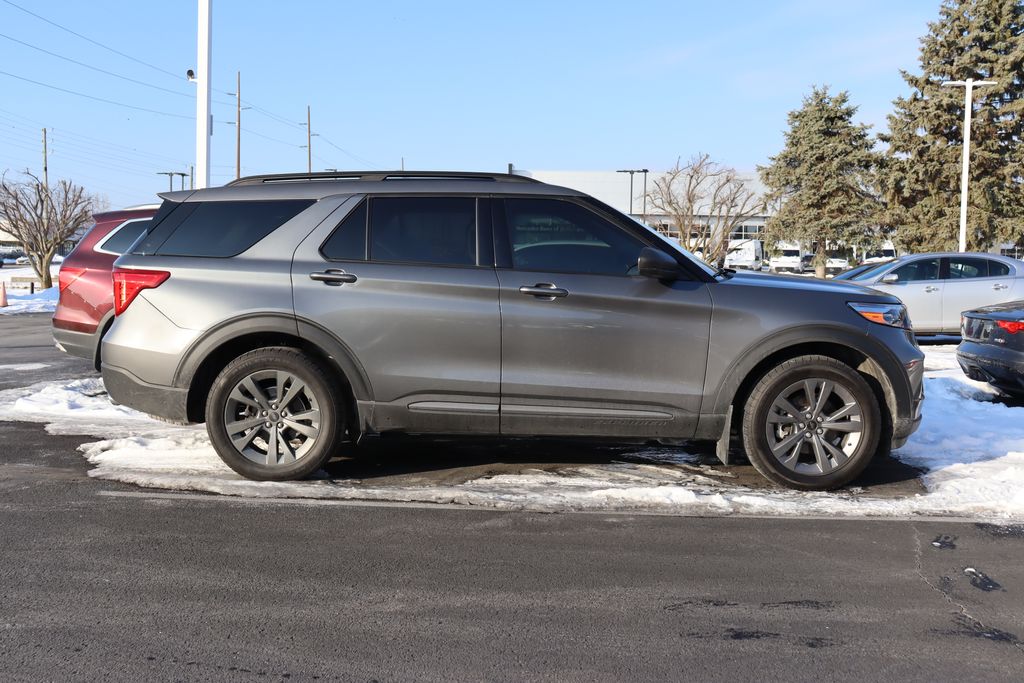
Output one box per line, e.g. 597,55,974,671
1,312,1022,519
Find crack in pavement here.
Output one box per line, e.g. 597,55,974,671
911,523,1024,654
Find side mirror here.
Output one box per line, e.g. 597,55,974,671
638,247,684,281
880,272,899,284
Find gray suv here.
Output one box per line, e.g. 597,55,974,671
101,171,924,490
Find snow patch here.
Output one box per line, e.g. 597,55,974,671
0,286,58,315
1,345,1023,519
0,363,50,371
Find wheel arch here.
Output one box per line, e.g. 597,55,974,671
710,326,912,442
175,314,372,432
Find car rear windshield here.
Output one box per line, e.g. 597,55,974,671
100,219,151,254
135,199,313,257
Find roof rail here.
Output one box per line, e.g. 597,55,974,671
225,170,541,187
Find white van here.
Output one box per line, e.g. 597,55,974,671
723,239,763,270
770,242,803,273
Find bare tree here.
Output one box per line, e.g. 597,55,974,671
646,154,765,267
0,172,96,289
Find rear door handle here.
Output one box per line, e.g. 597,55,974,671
924,286,939,293
310,269,357,285
519,283,568,299
993,283,1009,290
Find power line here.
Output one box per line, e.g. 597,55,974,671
1,0,184,83
0,70,192,120
220,120,300,147
318,135,381,169
0,32,195,100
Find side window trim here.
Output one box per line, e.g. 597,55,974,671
94,217,152,255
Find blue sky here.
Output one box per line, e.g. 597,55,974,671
0,0,939,207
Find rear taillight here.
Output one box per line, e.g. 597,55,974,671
112,268,169,315
996,320,1024,334
58,265,87,293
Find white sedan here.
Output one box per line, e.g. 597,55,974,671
848,252,1024,335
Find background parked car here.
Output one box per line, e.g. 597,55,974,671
770,246,803,273
825,254,850,275
958,300,1024,398
834,262,890,281
848,252,1024,335
52,204,158,368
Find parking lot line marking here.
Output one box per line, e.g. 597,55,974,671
95,490,999,524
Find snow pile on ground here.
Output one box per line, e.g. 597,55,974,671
0,285,58,315
1,346,1023,519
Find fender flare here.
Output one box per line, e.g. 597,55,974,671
172,313,373,403
707,323,914,420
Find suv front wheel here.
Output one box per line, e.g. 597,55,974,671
741,355,881,490
205,347,344,481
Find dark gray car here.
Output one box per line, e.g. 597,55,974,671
100,171,924,490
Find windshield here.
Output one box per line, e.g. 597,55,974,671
779,250,800,258
851,259,895,281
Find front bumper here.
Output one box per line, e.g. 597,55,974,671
957,342,1024,397
102,363,190,423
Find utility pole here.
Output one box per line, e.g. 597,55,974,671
41,128,49,192
190,165,194,190
306,105,311,173
942,78,996,252
194,0,212,189
157,171,176,191
641,169,649,221
235,71,241,179
174,172,189,190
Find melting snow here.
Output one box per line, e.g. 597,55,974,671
0,345,1022,519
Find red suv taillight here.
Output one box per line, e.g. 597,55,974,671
58,265,87,294
996,320,1024,334
112,268,169,315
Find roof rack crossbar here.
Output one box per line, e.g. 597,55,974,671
226,170,540,186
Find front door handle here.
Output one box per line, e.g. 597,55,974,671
993,283,1009,290
310,269,357,285
924,285,939,293
519,283,568,299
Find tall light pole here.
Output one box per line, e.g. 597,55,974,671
194,0,212,189
157,171,176,191
942,78,996,252
617,169,648,215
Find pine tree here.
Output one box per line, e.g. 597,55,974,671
759,87,881,278
880,0,1024,252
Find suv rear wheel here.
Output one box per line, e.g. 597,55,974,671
741,355,881,490
205,347,344,481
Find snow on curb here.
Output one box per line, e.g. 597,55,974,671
0,286,58,315
1,346,1023,519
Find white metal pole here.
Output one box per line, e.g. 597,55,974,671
195,0,212,189
957,79,974,253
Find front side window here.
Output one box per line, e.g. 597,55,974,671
369,197,476,266
504,198,646,276
891,258,939,282
947,257,990,279
155,199,314,258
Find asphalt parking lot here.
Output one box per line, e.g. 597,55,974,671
2,313,1023,681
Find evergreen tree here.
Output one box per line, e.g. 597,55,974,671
880,0,1024,252
759,87,880,278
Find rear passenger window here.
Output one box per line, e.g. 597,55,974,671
321,201,367,261
947,257,989,279
99,219,151,254
989,261,1011,277
154,200,313,257
369,197,476,266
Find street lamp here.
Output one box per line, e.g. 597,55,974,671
942,78,997,252
617,168,649,216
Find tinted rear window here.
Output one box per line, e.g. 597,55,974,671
369,197,476,266
152,200,313,257
321,201,367,261
100,219,151,254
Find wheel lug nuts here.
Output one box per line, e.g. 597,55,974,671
265,422,271,428
797,423,805,429
262,411,267,416
817,416,823,422
277,422,284,429
805,413,812,420
816,428,824,434
804,432,812,439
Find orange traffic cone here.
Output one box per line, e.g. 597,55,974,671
0,282,7,308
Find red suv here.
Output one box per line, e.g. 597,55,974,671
53,205,157,368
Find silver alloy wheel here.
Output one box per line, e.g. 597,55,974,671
763,378,863,476
223,369,322,466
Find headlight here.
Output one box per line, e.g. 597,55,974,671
848,302,911,329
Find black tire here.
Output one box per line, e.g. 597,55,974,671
741,354,882,491
205,347,344,481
